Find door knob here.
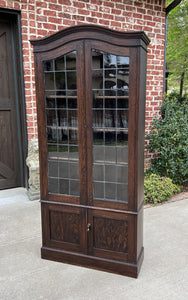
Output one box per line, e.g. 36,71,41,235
87,223,91,232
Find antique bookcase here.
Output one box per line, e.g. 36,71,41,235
31,25,150,278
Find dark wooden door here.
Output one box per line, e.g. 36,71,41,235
0,20,20,189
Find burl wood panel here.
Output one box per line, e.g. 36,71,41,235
50,210,81,245
93,217,128,253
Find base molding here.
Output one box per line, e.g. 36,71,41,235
27,188,40,201
41,246,144,278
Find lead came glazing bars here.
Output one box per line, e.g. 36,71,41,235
92,49,129,202
44,51,79,196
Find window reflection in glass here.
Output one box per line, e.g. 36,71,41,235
43,51,79,196
92,49,129,203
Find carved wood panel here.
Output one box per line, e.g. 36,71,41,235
93,216,128,253
50,210,81,245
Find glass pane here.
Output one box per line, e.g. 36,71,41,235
44,60,54,71
45,72,54,90
46,110,56,127
104,53,116,68
92,49,129,203
67,72,77,90
48,160,58,178
66,51,76,70
55,56,65,71
92,51,103,69
43,52,79,196
45,92,56,108
59,161,69,178
55,72,65,90
56,91,66,108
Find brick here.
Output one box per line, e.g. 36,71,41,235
59,13,71,19
86,17,98,23
133,13,142,19
73,1,85,8
49,3,61,11
91,0,102,5
116,4,125,10
59,0,71,5
111,21,121,28
36,1,47,8
37,29,48,36
126,5,136,12
135,1,143,6
14,2,21,10
78,9,90,15
44,10,57,16
48,17,61,24
111,9,121,15
86,4,98,11
63,6,77,14
43,23,56,30
73,15,85,21
37,15,47,22
99,19,109,26
0,0,6,6
104,1,114,8
114,16,125,22
103,13,114,20
133,25,142,30
63,19,75,26
99,6,110,14
91,11,102,18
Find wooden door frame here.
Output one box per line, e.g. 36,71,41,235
0,8,28,188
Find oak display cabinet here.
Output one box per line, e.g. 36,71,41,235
31,25,150,278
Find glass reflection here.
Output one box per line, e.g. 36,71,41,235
55,56,65,71
66,51,76,70
92,49,129,202
45,72,54,90
44,51,79,196
55,72,65,90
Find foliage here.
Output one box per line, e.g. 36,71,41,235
146,94,188,184
166,0,188,95
144,174,180,205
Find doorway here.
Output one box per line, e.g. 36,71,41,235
0,10,27,189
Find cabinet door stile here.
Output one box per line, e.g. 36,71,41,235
84,40,94,206
77,41,88,205
34,53,49,200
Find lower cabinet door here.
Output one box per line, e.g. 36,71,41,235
87,209,129,262
41,203,87,254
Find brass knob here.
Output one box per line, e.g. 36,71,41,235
87,223,91,232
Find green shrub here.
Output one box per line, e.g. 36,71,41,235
146,94,188,184
144,174,180,205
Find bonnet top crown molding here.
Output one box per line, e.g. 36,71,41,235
30,24,150,53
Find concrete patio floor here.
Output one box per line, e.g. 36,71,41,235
0,188,188,300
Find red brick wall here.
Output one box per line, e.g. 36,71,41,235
0,0,166,165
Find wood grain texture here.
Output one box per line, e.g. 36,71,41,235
50,210,81,245
93,217,128,252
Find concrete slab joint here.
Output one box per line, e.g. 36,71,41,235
26,139,40,200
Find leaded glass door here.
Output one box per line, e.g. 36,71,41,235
44,51,80,196
85,41,132,211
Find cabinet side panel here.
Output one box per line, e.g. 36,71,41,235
137,208,144,260
137,47,147,210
